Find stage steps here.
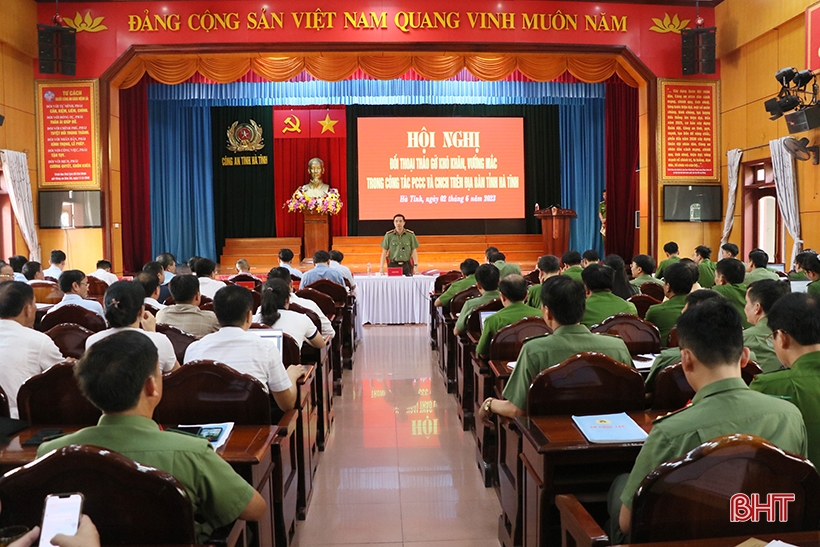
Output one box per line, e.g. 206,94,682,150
220,237,302,274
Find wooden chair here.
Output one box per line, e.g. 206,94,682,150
527,352,645,416
304,278,354,370
650,362,694,410
17,362,101,425
86,276,109,297
198,295,213,310
626,293,660,320
39,304,106,333
666,325,679,347
0,445,198,545
304,279,346,307
295,288,336,319
488,316,552,362
742,359,764,385
431,270,463,349
30,281,62,304
229,273,262,290
590,313,661,356
45,323,94,359
450,286,480,316
143,303,161,317
0,384,10,419
434,270,463,293
640,282,665,301
153,360,271,425
283,333,301,366
155,323,197,364
524,269,540,285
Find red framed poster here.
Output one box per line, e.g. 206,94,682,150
658,79,719,182
807,1,820,71
35,79,101,189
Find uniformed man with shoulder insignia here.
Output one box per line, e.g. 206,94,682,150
477,275,633,422
379,213,419,276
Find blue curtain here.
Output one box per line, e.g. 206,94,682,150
559,101,606,256
148,102,216,262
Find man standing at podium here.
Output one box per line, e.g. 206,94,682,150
379,214,419,276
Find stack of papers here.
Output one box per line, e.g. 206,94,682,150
572,413,648,444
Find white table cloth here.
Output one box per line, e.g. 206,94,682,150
354,274,436,325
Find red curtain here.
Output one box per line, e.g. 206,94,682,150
605,78,639,261
119,77,152,273
273,106,348,238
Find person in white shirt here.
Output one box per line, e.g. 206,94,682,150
0,282,65,418
46,270,106,320
42,250,66,280
329,250,355,289
22,261,44,283
156,252,176,286
265,267,335,340
8,255,28,283
194,258,226,300
184,284,304,411
88,259,119,285
0,263,13,283
85,280,179,373
136,271,166,311
278,248,302,280
255,278,326,350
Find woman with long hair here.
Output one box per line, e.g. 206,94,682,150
257,278,325,350
605,254,637,300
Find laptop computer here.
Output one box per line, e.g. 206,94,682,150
249,329,284,359
479,311,497,331
790,280,811,293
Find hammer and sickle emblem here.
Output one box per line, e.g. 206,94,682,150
282,115,302,134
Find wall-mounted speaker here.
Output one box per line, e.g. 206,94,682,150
0,114,5,127
785,105,820,134
681,27,717,76
37,24,76,76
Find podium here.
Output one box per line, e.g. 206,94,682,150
303,211,331,263
535,207,577,257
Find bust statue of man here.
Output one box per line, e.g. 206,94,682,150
300,157,330,198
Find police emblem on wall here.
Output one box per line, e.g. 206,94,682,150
226,119,264,152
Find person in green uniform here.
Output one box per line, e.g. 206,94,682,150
788,250,816,280
526,255,560,308
712,258,750,327
598,190,607,245
743,279,790,373
629,254,663,291
744,248,780,285
38,331,266,542
454,264,501,336
478,275,632,420
750,292,820,469
654,241,681,280
489,251,522,280
580,264,638,327
582,249,600,267
693,245,716,288
434,258,479,307
645,262,694,346
379,214,419,276
475,274,540,357
612,299,808,540
561,250,584,281
804,254,820,295
720,242,739,259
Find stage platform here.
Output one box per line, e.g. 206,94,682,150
219,235,543,275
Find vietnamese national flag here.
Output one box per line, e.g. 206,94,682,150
273,109,311,139
310,109,346,138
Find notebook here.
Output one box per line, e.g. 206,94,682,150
572,413,648,444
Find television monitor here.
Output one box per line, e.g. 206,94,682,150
663,185,722,222
39,190,102,228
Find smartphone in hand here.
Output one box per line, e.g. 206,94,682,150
39,493,83,547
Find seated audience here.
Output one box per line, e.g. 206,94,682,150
489,251,522,280
629,254,663,290
475,274,540,357
580,264,637,328
789,250,816,281
803,253,820,295
0,282,64,418
560,250,584,281
525,255,560,309
22,261,43,282
744,279,790,373
655,241,681,280
265,267,334,340
156,274,220,339
47,270,106,320
712,258,750,327
8,255,27,282
693,245,716,288
435,258,479,307
454,264,501,336
135,271,166,311
193,258,226,300
720,242,739,259
230,258,261,281
745,248,780,284
0,263,13,282
184,285,305,410
329,250,355,289
42,250,66,280
300,250,346,287
38,330,266,541
612,299,807,539
478,275,632,421
143,261,171,304
679,257,704,292
582,249,600,267
278,248,302,279
484,246,499,264
89,259,118,285
605,254,636,300
645,262,694,345
256,279,325,350
155,252,176,285
86,281,179,373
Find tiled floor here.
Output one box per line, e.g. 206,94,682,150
294,324,502,547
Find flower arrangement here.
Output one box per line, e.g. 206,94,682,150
284,187,343,215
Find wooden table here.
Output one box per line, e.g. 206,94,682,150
517,411,662,547
614,530,820,547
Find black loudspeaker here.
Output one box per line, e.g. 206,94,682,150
785,105,820,134
0,114,4,127
37,24,76,76
681,27,717,75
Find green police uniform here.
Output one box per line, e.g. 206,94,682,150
744,267,780,285
808,280,820,296
526,283,543,309
494,260,522,280
655,256,680,279
38,414,255,542
629,274,663,291
581,291,638,328
437,274,476,307
750,351,820,468
562,265,584,281
644,294,687,347
645,347,759,391
476,301,540,356
743,316,781,373
697,258,717,288
380,229,419,263
713,283,750,328
620,377,807,510
502,324,633,410
454,290,501,333
789,271,809,281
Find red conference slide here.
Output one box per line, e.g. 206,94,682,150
357,117,525,220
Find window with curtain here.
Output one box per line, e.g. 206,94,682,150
742,160,784,263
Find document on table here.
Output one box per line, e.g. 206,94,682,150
572,413,648,443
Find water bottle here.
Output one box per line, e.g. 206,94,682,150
366,262,372,276
535,202,540,212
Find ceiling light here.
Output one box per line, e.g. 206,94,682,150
775,67,798,87
793,69,815,88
